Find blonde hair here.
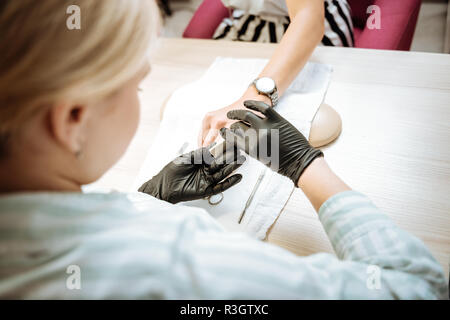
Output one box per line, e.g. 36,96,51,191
0,0,159,156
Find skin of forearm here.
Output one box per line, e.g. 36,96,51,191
298,158,351,212
229,0,347,211
243,0,325,99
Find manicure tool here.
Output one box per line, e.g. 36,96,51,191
238,168,266,224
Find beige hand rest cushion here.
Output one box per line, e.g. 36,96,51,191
309,103,342,148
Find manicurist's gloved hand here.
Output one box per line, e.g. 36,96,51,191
139,146,245,204
220,100,323,186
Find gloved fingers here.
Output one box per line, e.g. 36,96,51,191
230,121,250,134
207,160,223,174
243,100,272,116
222,146,243,164
207,145,240,173
207,155,227,174
227,109,263,127
186,149,201,165
138,181,150,193
176,146,214,166
206,174,243,196
211,156,245,182
200,145,215,166
174,149,196,165
206,147,241,175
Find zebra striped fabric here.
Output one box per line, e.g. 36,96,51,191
214,0,354,47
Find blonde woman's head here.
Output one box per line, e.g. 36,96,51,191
0,0,159,192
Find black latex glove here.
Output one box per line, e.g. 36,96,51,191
139,146,245,204
220,100,323,186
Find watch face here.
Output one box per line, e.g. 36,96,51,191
255,77,275,94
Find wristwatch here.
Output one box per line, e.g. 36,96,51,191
251,77,279,107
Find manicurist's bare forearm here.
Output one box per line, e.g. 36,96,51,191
298,158,351,212
252,0,324,96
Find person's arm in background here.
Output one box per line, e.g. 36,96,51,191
199,0,324,147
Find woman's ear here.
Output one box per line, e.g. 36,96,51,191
48,103,89,156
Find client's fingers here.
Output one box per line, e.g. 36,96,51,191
199,116,211,147
203,128,219,147
206,174,243,196
207,142,238,173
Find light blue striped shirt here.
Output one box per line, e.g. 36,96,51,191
0,191,447,299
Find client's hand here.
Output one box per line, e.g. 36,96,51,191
198,100,244,148
220,100,323,186
139,146,245,204
198,88,272,147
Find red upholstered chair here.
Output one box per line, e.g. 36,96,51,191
348,0,421,50
183,0,422,51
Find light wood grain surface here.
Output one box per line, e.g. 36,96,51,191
92,38,450,278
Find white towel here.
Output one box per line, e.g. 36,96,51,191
133,57,332,239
